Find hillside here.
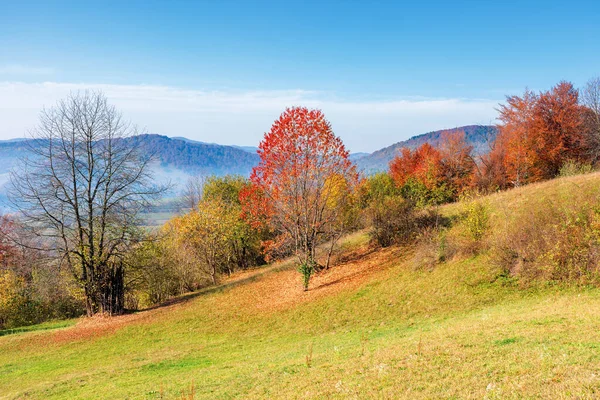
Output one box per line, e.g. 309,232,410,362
2,172,600,398
128,134,259,176
356,125,498,173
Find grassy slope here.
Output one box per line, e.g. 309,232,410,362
3,174,600,399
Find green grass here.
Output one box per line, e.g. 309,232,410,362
3,174,600,399
0,319,75,337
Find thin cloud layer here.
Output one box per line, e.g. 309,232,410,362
0,65,55,75
0,81,499,152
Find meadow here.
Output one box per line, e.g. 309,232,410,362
3,173,600,399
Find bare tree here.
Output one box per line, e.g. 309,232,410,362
8,91,166,316
180,175,205,210
582,77,600,163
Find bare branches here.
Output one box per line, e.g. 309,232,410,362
8,90,166,315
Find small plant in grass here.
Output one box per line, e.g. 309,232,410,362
306,342,314,368
180,381,195,400
437,230,449,263
465,201,489,243
298,261,316,291
360,333,370,356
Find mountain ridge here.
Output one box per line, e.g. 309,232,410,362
355,125,498,173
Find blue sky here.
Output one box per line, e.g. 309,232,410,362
1,0,599,151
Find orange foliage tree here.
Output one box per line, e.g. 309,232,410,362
243,107,358,290
493,82,586,188
389,143,442,188
389,132,475,205
534,81,585,176
475,136,508,191
438,130,475,195
496,89,539,187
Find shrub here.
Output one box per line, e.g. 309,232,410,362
559,160,594,177
367,196,416,247
400,178,453,208
491,195,600,284
298,261,316,291
464,201,489,243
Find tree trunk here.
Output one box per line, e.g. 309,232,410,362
96,263,125,315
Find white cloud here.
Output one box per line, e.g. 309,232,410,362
0,65,55,75
0,81,499,152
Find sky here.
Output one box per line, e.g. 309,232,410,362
1,0,599,152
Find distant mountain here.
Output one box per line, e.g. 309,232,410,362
172,137,259,154
231,145,259,154
355,125,498,174
349,152,370,161
130,134,259,176
0,135,259,209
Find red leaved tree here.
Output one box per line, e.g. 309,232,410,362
494,82,586,188
533,81,585,176
244,107,358,290
389,143,443,189
438,130,475,196
497,89,540,187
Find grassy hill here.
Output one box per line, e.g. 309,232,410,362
3,173,600,399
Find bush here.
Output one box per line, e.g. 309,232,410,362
559,160,594,177
463,200,489,243
367,196,416,247
491,195,600,284
298,261,316,291
400,178,453,208
0,267,82,330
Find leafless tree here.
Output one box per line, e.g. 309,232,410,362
582,77,600,163
8,91,166,316
180,175,205,210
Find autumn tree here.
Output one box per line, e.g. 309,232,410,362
494,82,586,188
245,107,358,290
202,175,264,270
438,130,476,196
9,91,165,316
534,81,584,176
389,143,452,206
474,135,508,191
496,89,539,187
389,143,441,188
164,199,238,285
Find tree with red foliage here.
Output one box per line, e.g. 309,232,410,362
493,82,586,188
534,81,585,176
496,89,539,187
389,143,443,190
474,135,508,191
243,107,358,290
389,136,475,205
438,130,476,195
